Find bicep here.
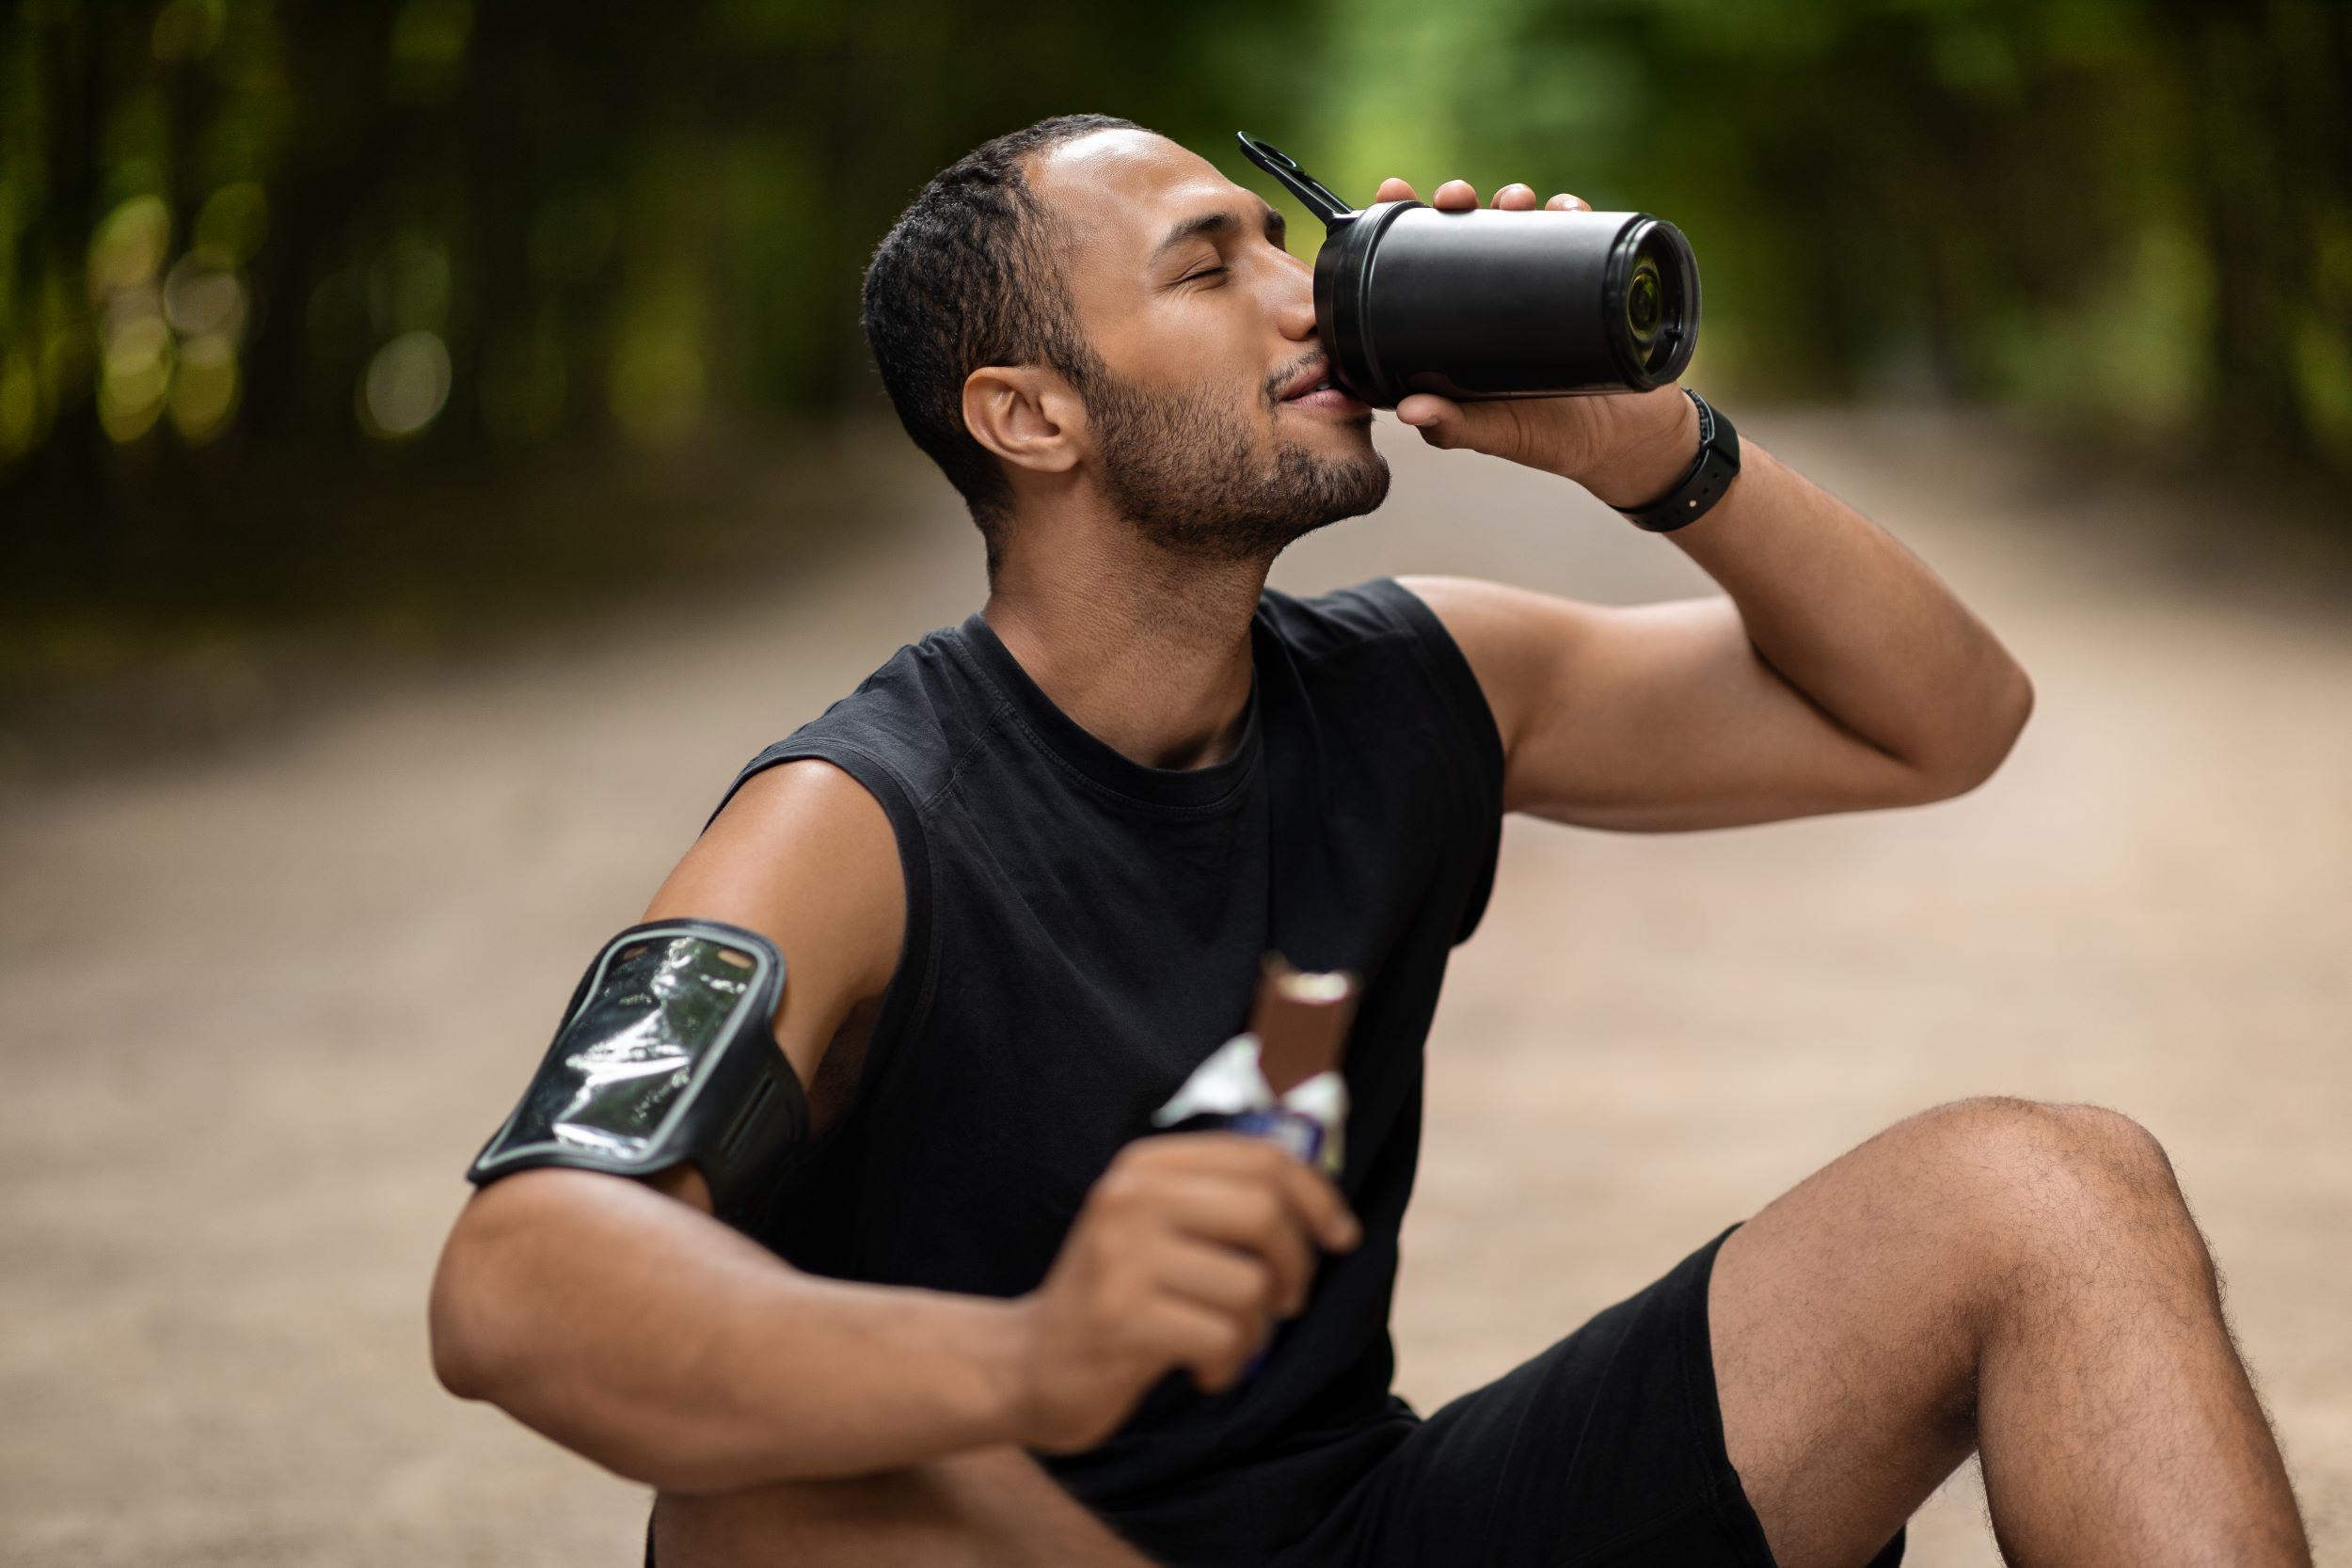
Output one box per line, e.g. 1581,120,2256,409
640,757,905,1101
1400,576,1931,832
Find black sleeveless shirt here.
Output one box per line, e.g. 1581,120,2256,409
713,578,1504,1564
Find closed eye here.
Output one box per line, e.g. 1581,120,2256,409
1179,265,1229,286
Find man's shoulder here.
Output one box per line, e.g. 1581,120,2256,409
711,617,996,828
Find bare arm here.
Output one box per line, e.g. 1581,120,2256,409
1380,182,2032,832
429,760,996,1491
431,1162,1031,1492
1403,438,2033,832
428,762,1358,1491
1619,439,2034,798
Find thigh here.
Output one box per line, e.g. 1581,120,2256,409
1708,1103,2018,1568
651,1445,1161,1568
1285,1227,1787,1568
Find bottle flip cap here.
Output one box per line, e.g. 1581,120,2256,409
1235,133,1358,228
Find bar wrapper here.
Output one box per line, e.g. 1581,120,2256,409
1151,1033,1349,1179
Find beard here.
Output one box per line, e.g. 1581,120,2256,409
1080,359,1391,562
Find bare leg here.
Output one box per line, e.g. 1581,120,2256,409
653,1444,1160,1567
1707,1096,2312,1568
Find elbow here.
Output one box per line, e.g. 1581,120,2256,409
1973,661,2037,784
422,1176,774,1495
428,1187,528,1403
1916,662,2036,801
429,1228,495,1402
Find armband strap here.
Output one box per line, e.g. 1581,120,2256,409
466,918,807,1226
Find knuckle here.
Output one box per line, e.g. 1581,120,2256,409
1093,1171,1147,1214
1114,1139,1176,1175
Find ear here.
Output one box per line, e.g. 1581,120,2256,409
961,365,1085,479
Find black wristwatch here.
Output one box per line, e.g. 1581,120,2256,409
1617,388,1740,532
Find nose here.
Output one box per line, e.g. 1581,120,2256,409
1275,256,1317,345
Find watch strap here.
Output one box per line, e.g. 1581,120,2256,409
1618,388,1740,532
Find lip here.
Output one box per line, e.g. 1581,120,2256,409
1283,386,1371,414
1276,357,1368,414
1276,358,1331,402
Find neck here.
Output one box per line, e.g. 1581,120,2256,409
983,516,1269,772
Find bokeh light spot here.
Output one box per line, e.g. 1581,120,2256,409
88,196,172,297
168,334,241,445
98,315,174,443
164,255,248,342
358,330,453,440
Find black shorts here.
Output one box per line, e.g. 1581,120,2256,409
646,1224,1908,1568
1255,1221,1908,1568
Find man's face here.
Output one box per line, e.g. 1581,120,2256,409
1026,130,1389,562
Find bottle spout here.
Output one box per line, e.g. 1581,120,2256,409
1235,133,1357,228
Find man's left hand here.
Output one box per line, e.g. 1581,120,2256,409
1370,176,1701,512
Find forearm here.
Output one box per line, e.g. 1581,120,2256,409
1622,434,2032,784
430,1168,1028,1493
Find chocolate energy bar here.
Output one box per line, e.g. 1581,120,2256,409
1151,955,1359,1178
1147,955,1361,1380
1248,956,1360,1095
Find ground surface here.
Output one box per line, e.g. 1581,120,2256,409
3,411,2346,1565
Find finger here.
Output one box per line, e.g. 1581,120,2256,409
1267,1157,1362,1256
1135,1133,1359,1251
1152,1232,1291,1320
1431,179,1480,211
1545,193,1591,213
1374,176,1418,203
1494,182,1539,211
1135,1296,1256,1393
1144,1174,1316,1309
1128,1129,1304,1174
1394,392,1460,431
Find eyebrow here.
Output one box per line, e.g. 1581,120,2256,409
1150,203,1286,264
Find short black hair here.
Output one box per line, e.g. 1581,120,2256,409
861,114,1140,571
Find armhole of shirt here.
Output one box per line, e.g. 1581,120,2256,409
703,739,939,1149
1360,578,1509,944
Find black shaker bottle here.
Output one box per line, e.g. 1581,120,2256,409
1236,133,1700,407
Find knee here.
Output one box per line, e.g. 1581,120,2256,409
1910,1096,2195,1256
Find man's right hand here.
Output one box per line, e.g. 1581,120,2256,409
1007,1132,1362,1455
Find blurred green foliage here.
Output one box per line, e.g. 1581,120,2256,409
2,0,2348,614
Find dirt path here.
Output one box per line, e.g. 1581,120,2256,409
4,412,2346,1564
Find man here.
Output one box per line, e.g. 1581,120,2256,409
428,115,2314,1567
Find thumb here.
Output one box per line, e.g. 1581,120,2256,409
1394,393,1470,448
1395,392,1514,453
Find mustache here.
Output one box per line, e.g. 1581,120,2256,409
1263,350,1328,406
